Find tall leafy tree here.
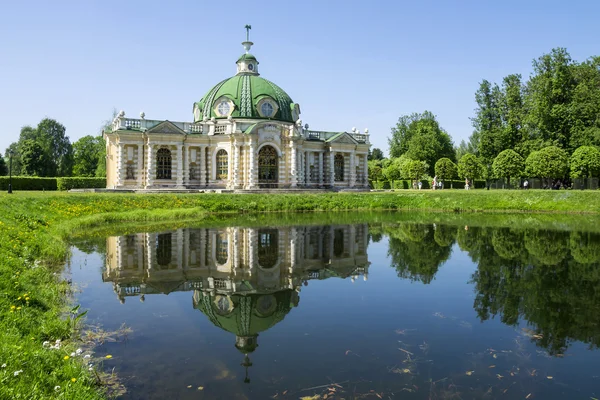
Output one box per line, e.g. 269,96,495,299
570,146,600,178
4,143,23,176
20,140,49,176
0,156,7,176
388,111,454,175
470,80,504,164
492,149,525,187
73,135,104,177
368,148,384,161
525,48,576,148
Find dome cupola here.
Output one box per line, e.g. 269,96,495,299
193,25,301,124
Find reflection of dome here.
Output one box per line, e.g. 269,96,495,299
193,289,299,348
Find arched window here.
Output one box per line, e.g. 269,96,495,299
216,149,228,180
258,229,279,268
156,148,172,179
334,154,344,182
215,232,228,265
156,233,172,268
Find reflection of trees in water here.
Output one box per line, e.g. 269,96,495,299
524,230,568,265
384,224,452,284
461,226,600,355
570,231,600,264
380,223,600,355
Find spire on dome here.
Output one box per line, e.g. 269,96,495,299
242,24,253,53
237,24,259,75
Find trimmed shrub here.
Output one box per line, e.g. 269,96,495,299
57,177,106,191
0,176,57,191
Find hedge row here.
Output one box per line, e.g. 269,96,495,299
0,176,105,191
370,179,487,190
56,177,106,191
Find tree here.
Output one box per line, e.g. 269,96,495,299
525,146,569,181
470,80,504,165
20,140,50,176
368,160,384,181
368,148,384,161
401,159,427,184
388,111,455,174
434,158,458,183
492,149,525,187
526,48,576,149
0,156,7,176
13,119,73,176
382,161,402,184
570,146,600,178
73,135,104,177
457,153,483,182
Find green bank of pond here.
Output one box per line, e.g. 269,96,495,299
1,191,600,399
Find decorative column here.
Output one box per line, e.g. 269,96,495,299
176,144,184,188
116,144,125,187
233,142,240,188
137,144,144,188
183,144,190,186
247,143,257,189
290,141,297,188
329,151,335,187
199,146,207,187
363,154,368,187
305,151,310,186
146,144,154,188
349,152,356,187
318,152,324,187
176,229,184,269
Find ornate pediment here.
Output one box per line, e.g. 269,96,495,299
327,132,359,145
147,121,185,135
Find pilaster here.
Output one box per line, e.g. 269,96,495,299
318,152,324,187
146,145,154,188
137,144,144,188
329,151,335,187
247,142,257,189
199,146,207,187
176,144,184,188
289,141,297,188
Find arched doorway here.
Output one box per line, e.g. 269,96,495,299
258,145,278,188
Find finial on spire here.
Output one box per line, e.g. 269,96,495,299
242,24,254,54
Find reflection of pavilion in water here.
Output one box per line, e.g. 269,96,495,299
103,224,369,383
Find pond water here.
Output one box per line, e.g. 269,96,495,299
67,215,600,400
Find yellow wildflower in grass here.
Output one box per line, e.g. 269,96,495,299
10,305,15,309
16,306,21,310
63,356,69,360
71,378,76,382
105,355,112,359
25,297,30,301
17,297,21,300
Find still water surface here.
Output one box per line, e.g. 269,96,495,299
68,216,600,399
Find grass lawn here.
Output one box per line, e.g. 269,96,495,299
1,189,600,398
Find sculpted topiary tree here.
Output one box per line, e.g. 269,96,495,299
526,146,569,186
492,149,525,188
434,158,458,187
570,146,600,178
457,153,483,186
401,159,428,187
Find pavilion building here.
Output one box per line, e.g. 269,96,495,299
103,29,370,190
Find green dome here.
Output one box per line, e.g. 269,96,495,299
195,74,296,123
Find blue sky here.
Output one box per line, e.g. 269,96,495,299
1,0,598,156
